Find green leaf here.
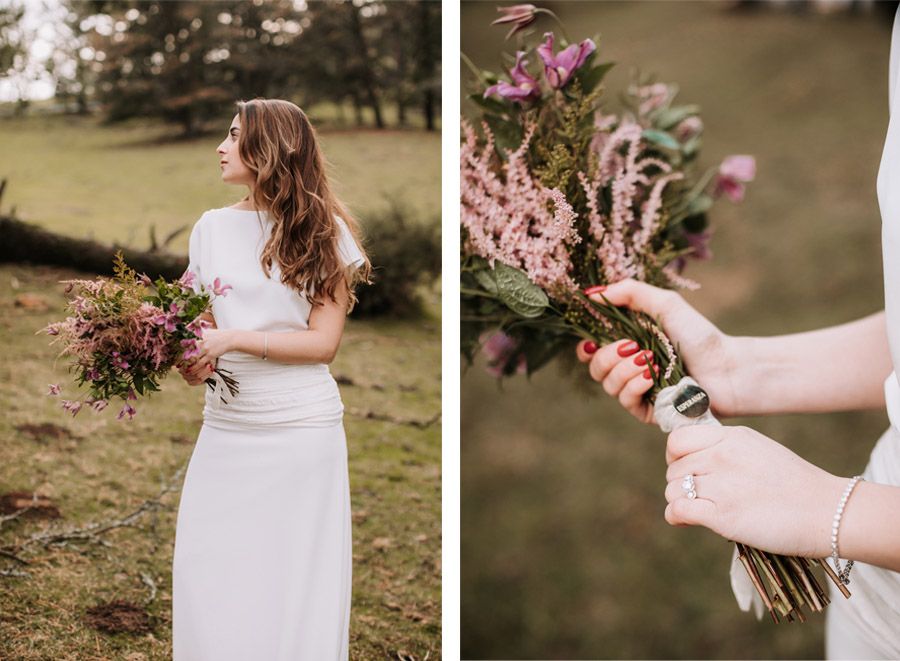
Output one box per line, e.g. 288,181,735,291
484,114,524,153
576,61,615,95
686,195,713,216
468,92,510,116
641,129,680,151
492,263,548,318
682,135,702,156
655,105,701,131
472,268,500,296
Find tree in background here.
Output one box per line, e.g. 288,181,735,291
0,1,34,115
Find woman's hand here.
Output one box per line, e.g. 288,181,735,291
575,279,743,423
664,424,844,558
196,328,235,363
176,355,215,386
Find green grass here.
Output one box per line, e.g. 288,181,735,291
462,2,891,658
0,114,440,252
0,263,440,660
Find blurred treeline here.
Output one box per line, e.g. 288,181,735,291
0,0,441,134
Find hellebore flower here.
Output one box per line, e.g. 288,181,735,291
536,32,596,90
714,155,756,203
484,51,541,104
491,4,538,40
212,278,232,297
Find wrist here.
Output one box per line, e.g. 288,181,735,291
226,329,241,353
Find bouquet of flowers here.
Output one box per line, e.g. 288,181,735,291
461,5,849,623
41,252,238,420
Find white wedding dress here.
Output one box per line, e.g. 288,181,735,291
823,6,900,658
171,207,365,660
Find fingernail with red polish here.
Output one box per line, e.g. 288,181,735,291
617,341,639,357
583,285,607,295
643,368,652,379
634,351,652,366
584,341,598,354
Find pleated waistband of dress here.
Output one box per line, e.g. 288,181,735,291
202,357,344,430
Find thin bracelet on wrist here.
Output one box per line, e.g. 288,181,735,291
262,332,268,361
831,474,865,585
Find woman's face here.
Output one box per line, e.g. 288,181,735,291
216,114,254,186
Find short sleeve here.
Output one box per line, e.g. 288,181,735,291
186,214,205,294
335,216,365,269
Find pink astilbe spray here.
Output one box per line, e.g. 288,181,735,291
461,120,581,297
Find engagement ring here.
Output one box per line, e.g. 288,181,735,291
681,474,697,500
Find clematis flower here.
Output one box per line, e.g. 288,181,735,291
86,368,101,381
675,116,703,142
91,399,109,412
212,278,232,297
181,338,201,361
178,269,196,289
47,383,61,396
111,351,130,370
491,4,538,40
61,399,83,417
480,331,527,378
117,403,136,420
536,32,596,90
484,51,541,104
714,155,756,203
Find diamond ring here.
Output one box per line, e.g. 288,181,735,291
681,474,697,500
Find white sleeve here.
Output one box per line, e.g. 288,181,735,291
890,4,900,115
186,214,205,294
335,216,365,269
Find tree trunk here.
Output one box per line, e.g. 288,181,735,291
0,216,188,281
346,3,384,129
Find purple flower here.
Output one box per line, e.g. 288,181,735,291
212,278,232,297
186,317,212,339
714,155,756,203
675,116,703,142
86,368,101,381
127,388,137,401
47,383,61,396
536,32,596,90
61,399,83,417
46,326,59,336
480,331,528,378
117,403,136,421
484,51,541,104
181,338,201,361
111,351,130,370
91,399,109,412
179,269,196,288
491,4,538,40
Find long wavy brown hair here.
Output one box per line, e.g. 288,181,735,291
235,98,372,312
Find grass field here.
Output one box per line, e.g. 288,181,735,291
461,2,892,659
0,114,440,252
0,115,441,658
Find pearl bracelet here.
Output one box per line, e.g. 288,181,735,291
831,474,864,585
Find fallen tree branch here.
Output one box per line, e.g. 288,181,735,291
346,407,441,429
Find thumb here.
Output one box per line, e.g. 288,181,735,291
587,278,680,324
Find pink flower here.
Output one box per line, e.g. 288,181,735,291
480,331,527,377
111,351,130,370
675,116,703,142
212,278,232,297
127,388,137,401
61,400,82,417
179,270,196,288
484,51,541,104
86,368,101,381
117,403,136,420
47,383,61,396
714,155,756,203
181,338,201,361
491,4,538,39
536,32,596,90
91,399,109,412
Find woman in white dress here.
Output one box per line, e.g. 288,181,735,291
171,98,370,660
575,9,900,660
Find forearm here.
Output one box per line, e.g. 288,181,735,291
731,310,891,415
837,480,900,573
227,329,338,365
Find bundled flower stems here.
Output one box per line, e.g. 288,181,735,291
460,4,850,622
41,252,238,420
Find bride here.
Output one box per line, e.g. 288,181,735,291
576,9,900,660
171,98,370,659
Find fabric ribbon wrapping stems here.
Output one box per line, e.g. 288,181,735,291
653,376,767,620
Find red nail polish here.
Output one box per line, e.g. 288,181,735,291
634,351,652,366
584,340,598,354
617,341,639,357
643,368,652,379
583,285,607,295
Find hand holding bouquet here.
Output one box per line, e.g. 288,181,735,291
41,252,238,420
461,5,848,623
